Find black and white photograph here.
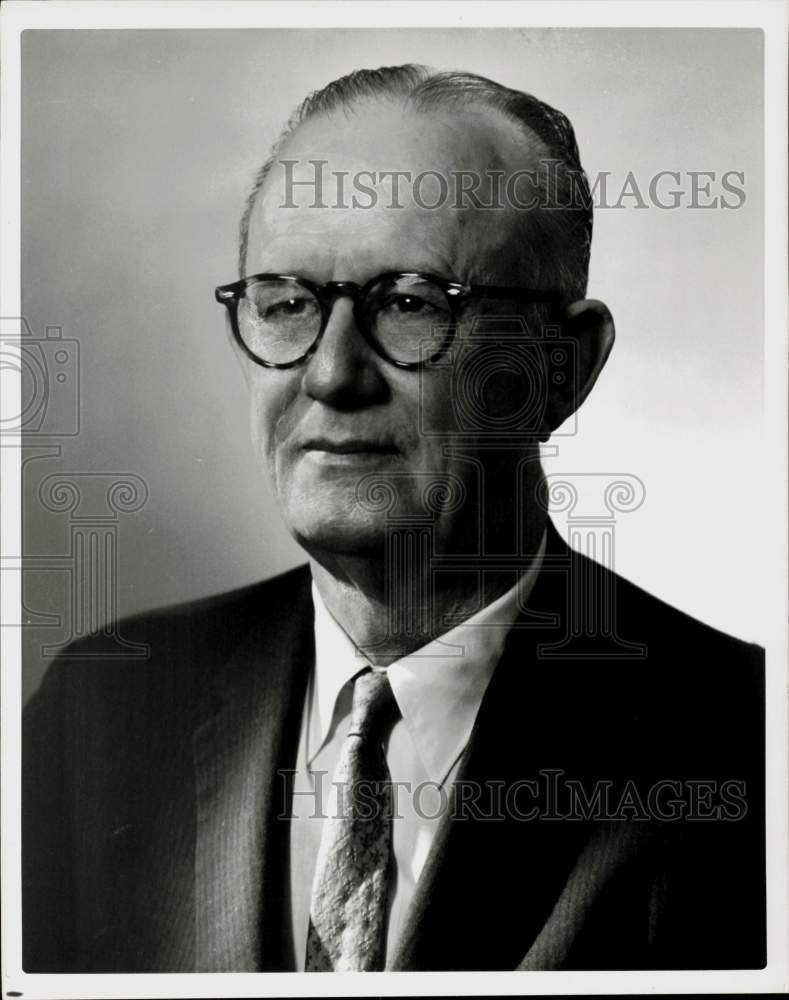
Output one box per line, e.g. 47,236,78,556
2,1,787,996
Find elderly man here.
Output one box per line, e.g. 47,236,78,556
23,65,765,973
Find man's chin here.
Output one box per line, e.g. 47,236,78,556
280,492,389,557
288,518,388,559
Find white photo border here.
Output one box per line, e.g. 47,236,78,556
2,1,786,997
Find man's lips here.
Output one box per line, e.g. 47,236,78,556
300,437,399,455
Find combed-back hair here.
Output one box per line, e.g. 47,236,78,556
238,65,593,301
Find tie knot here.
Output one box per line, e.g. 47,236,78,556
349,668,398,740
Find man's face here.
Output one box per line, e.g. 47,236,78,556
240,101,546,558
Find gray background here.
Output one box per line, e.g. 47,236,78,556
21,28,764,699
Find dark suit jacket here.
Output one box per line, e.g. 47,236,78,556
22,525,766,972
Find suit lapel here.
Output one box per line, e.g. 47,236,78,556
390,528,645,970
192,568,313,971
187,534,651,971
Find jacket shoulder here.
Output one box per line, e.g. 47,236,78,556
537,542,766,768
26,563,312,707
588,557,765,767
610,562,761,648
114,562,311,636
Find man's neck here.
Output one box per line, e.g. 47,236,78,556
309,514,547,667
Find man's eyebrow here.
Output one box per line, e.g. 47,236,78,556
398,264,460,282
392,254,460,282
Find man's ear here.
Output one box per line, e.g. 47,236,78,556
541,299,615,437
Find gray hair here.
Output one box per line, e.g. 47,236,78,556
238,64,593,301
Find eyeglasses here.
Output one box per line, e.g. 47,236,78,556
215,271,560,370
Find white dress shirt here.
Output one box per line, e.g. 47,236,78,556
287,534,546,969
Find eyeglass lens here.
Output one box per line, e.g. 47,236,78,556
237,274,455,366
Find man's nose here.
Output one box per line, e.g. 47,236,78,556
301,298,389,408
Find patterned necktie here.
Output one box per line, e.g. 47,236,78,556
305,667,399,971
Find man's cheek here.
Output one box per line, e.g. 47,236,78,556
248,380,293,444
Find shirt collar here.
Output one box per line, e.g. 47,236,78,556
309,582,370,759
310,531,546,783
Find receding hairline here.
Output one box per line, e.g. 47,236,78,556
250,95,551,213
238,65,592,299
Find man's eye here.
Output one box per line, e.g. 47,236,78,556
397,295,425,314
386,294,439,315
260,297,317,322
267,298,306,317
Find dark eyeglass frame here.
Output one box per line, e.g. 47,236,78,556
215,271,561,370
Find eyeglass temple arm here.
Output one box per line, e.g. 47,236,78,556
464,284,560,304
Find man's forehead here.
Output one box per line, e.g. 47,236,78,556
246,99,547,282
257,100,545,209
280,100,533,168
